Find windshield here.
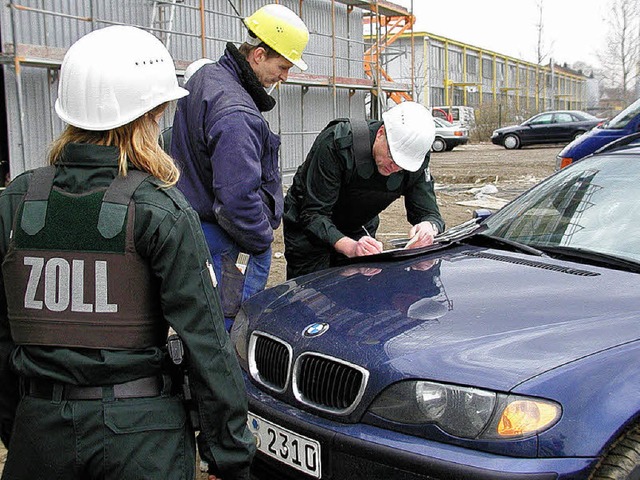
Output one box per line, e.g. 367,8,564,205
434,118,454,128
606,98,640,129
482,155,640,264
577,111,599,121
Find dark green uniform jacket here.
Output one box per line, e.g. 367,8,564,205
0,144,254,479
283,119,445,278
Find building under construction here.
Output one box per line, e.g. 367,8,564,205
0,0,589,183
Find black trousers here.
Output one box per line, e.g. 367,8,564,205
2,394,195,480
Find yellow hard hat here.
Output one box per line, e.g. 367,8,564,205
244,4,309,71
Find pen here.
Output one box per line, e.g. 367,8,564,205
362,225,372,237
404,234,420,249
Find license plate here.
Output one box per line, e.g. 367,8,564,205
248,412,322,478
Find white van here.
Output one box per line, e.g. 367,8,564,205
431,106,475,129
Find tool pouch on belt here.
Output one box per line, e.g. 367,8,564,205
220,252,247,318
167,333,200,431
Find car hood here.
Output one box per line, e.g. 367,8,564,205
493,124,522,134
244,245,640,392
558,125,625,157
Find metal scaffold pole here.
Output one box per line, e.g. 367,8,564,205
8,0,26,176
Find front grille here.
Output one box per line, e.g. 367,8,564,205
251,333,291,392
294,353,368,414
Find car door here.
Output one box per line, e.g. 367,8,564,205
525,113,555,143
551,112,575,142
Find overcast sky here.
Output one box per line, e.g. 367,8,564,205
390,0,610,68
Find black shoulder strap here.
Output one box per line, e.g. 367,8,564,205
20,166,56,235
160,126,172,155
349,118,374,179
321,117,374,180
98,170,150,239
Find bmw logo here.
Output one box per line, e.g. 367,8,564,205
303,322,329,337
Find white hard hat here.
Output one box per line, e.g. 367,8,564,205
382,102,436,172
184,58,214,84
55,25,188,131
244,4,309,71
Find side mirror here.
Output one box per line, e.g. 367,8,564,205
473,209,492,220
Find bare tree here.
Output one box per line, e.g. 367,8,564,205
597,0,640,103
534,0,554,110
535,0,552,66
401,54,425,105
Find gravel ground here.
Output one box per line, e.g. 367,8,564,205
0,142,561,477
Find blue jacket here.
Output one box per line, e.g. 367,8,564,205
172,44,282,254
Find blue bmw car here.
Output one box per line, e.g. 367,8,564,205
556,97,640,169
231,145,640,479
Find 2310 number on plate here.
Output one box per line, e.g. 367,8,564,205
248,412,322,478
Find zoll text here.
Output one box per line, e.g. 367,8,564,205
23,256,118,313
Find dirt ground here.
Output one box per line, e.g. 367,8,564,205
0,143,559,478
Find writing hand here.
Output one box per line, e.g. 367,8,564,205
354,236,384,256
405,222,438,249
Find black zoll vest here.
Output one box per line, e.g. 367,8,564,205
3,166,167,350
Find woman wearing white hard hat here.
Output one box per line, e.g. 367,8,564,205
0,26,254,480
284,101,445,279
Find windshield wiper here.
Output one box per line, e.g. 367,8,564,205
435,218,486,243
469,233,547,257
532,245,640,273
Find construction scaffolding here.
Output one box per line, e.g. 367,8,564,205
362,4,414,109
0,0,416,182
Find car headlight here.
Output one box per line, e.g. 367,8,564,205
229,307,249,368
368,380,561,440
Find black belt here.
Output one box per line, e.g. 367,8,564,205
24,376,165,401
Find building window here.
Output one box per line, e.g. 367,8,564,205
482,58,492,79
508,65,516,86
450,50,463,77
497,62,505,83
519,67,527,83
467,55,477,76
430,45,444,71
430,87,444,106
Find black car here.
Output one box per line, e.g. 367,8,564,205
491,110,603,149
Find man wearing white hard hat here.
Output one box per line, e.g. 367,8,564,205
0,26,254,480
171,4,309,328
183,57,215,84
283,101,444,279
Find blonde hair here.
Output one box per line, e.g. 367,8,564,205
48,103,179,188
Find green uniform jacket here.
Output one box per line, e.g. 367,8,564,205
0,144,255,479
283,119,445,277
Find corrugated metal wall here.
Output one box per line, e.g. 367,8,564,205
1,0,367,182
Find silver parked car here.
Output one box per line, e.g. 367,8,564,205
432,117,469,152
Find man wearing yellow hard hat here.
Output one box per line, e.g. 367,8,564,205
171,4,309,330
